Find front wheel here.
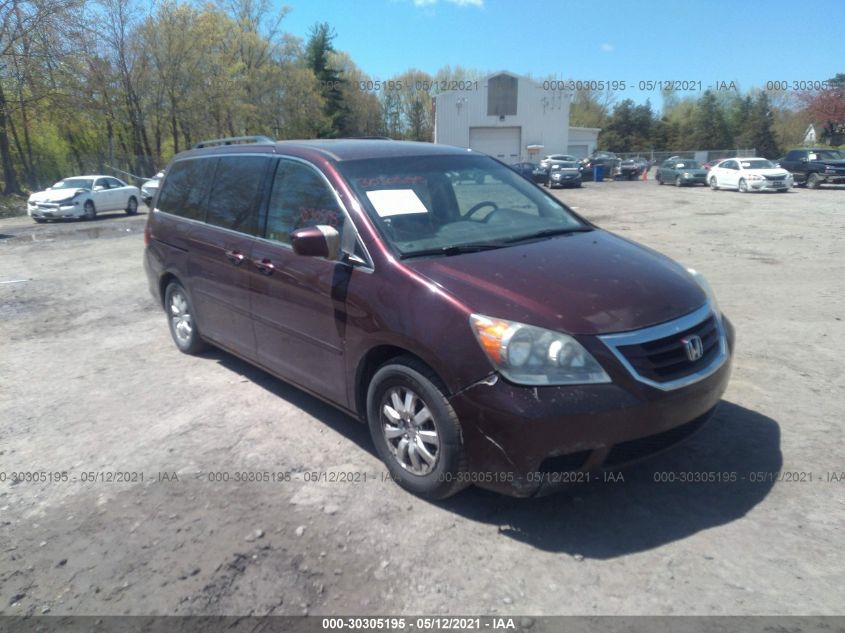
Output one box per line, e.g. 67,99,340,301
125,196,138,215
83,200,96,221
675,175,682,187
367,357,468,500
806,173,822,189
710,177,719,191
164,281,209,355
33,218,46,224
738,178,748,193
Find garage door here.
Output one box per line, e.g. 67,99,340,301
567,144,589,159
469,127,521,162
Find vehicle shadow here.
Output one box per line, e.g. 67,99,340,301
437,401,781,557
200,352,781,559
208,350,376,457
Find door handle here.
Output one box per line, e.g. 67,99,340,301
225,249,245,266
253,258,275,275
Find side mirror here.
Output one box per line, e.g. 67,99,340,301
93,185,105,191
290,225,340,260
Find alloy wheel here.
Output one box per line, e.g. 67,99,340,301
380,386,440,475
169,290,193,345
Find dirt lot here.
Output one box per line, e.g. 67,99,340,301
1,180,843,618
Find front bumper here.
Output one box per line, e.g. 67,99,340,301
449,316,735,497
750,179,791,191
29,203,84,219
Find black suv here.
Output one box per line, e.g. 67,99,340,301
778,148,845,189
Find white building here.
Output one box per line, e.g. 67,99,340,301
433,71,600,163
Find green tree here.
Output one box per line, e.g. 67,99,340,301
746,92,781,158
305,22,349,137
690,91,732,149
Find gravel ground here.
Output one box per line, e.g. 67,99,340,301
1,180,843,617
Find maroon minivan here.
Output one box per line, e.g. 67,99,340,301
144,137,734,498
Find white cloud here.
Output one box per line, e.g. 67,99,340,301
600,43,614,53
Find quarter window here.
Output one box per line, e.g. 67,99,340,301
265,160,344,245
206,156,268,235
156,158,217,221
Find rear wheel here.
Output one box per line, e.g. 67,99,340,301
125,196,138,215
709,177,719,191
738,178,748,193
806,173,822,189
367,357,468,500
164,281,209,355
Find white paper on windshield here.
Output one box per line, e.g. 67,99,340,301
366,189,428,217
741,162,751,167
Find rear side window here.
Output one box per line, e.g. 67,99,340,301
157,158,217,221
264,159,344,244
206,156,269,235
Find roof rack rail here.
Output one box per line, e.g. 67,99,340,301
193,135,275,149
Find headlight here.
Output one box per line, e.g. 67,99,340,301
686,268,720,316
469,314,611,385
749,174,763,180
683,172,691,178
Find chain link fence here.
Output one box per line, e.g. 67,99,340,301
615,149,757,165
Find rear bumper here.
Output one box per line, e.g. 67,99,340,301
449,317,735,497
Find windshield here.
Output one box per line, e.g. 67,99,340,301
741,159,774,169
675,161,701,169
340,155,588,257
51,178,93,190
555,162,579,169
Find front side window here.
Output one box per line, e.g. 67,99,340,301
265,159,345,245
206,156,268,235
94,179,110,189
340,154,587,258
157,158,217,221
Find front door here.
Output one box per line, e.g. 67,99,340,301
249,158,350,405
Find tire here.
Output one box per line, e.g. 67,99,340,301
164,281,209,355
777,188,788,193
806,173,822,189
83,200,96,221
33,218,46,224
125,196,138,215
367,357,468,500
709,177,719,191
675,175,682,187
738,178,748,193
657,174,663,185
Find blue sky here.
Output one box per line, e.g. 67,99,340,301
279,0,845,111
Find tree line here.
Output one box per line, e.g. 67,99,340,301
572,73,845,158
1,0,842,194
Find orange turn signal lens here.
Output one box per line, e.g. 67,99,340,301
469,315,510,365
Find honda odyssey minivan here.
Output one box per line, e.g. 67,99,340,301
144,137,734,499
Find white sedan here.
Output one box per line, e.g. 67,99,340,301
708,158,793,193
27,175,141,223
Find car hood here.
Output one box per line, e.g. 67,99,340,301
404,230,707,335
552,168,580,174
29,189,86,203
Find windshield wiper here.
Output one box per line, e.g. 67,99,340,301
399,241,510,259
504,226,593,243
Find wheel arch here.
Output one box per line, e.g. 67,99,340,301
353,345,444,422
